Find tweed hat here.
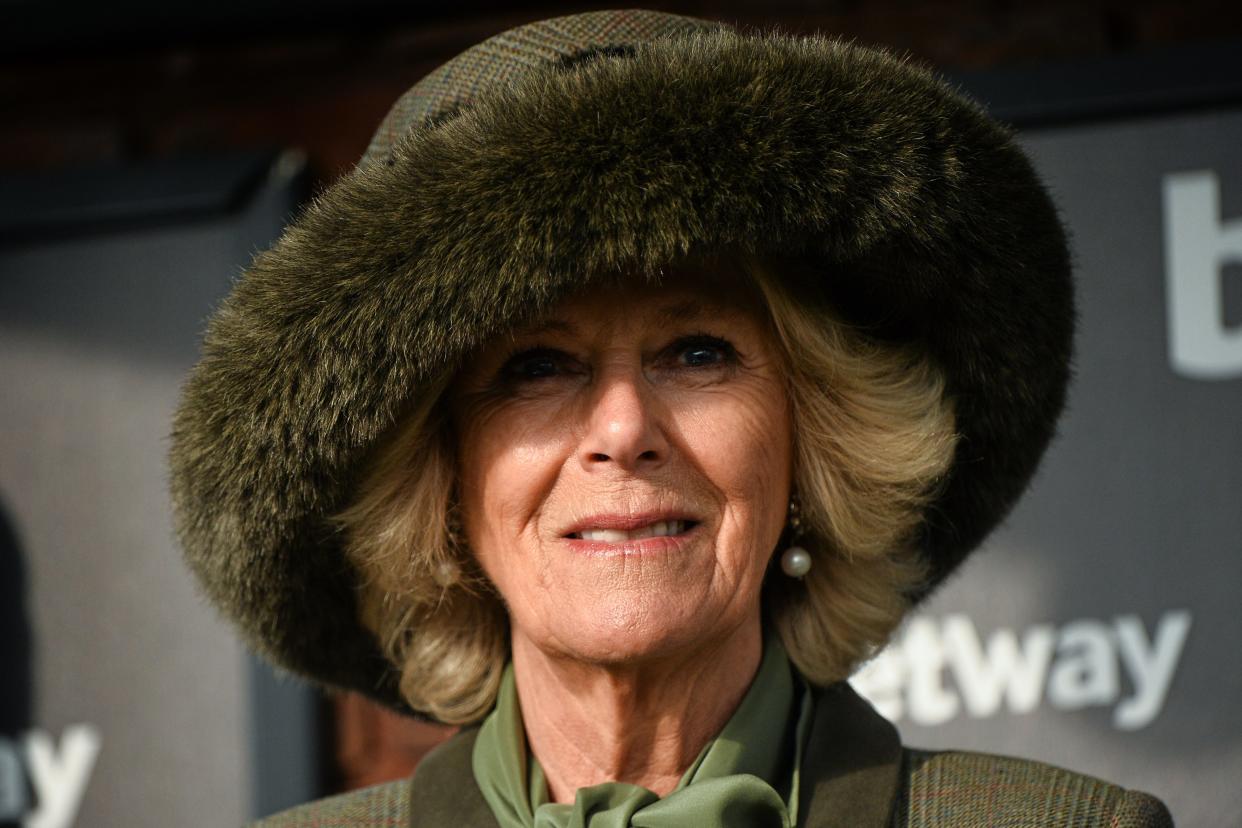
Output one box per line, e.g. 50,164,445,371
169,9,1074,712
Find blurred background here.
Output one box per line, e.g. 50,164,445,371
2,1,1240,826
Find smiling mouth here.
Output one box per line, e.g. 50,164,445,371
567,520,698,543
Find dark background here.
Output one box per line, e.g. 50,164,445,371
5,0,1242,186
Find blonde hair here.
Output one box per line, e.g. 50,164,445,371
335,258,957,723
746,256,957,684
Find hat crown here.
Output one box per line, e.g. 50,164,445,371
361,10,724,168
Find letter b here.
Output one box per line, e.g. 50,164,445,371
1163,170,1242,379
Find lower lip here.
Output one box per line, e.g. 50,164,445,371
561,524,700,557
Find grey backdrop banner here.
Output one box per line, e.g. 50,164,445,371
852,106,1242,827
0,155,315,827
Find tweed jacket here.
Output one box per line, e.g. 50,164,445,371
254,683,1172,827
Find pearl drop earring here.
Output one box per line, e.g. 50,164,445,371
781,546,812,578
781,497,812,579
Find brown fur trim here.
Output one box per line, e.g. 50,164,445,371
169,12,1073,714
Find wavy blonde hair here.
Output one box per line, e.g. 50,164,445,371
335,256,958,723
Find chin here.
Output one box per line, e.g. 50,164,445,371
542,598,728,667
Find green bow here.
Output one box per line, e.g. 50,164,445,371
473,634,813,828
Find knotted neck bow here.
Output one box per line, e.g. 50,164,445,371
472,635,814,828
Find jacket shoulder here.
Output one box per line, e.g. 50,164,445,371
248,727,493,828
891,748,1173,828
248,779,410,828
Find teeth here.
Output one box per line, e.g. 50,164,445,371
581,528,629,543
578,520,686,542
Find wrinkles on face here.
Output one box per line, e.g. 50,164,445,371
450,272,793,666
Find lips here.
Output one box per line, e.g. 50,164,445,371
563,512,700,543
572,520,690,542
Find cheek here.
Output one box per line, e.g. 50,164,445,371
680,382,792,566
455,406,570,584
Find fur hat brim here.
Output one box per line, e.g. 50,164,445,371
169,11,1073,713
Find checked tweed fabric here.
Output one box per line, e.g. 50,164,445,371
892,750,1174,828
251,778,410,827
252,748,1174,826
361,9,724,167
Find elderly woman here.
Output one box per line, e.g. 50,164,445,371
169,9,1173,827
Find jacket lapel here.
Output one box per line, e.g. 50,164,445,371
798,682,902,828
408,727,497,827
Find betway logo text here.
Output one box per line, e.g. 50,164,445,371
851,610,1191,731
0,725,100,828
1163,170,1242,379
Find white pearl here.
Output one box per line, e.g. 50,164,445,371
781,546,812,578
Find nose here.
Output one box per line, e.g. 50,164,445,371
578,367,669,473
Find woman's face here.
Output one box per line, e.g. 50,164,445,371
450,269,792,666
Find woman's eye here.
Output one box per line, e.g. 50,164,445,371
668,336,737,369
501,348,576,383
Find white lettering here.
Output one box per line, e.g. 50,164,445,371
852,610,1191,731
1163,170,1242,378
23,725,100,828
904,617,958,725
1047,619,1118,709
1113,611,1193,730
943,615,1055,717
